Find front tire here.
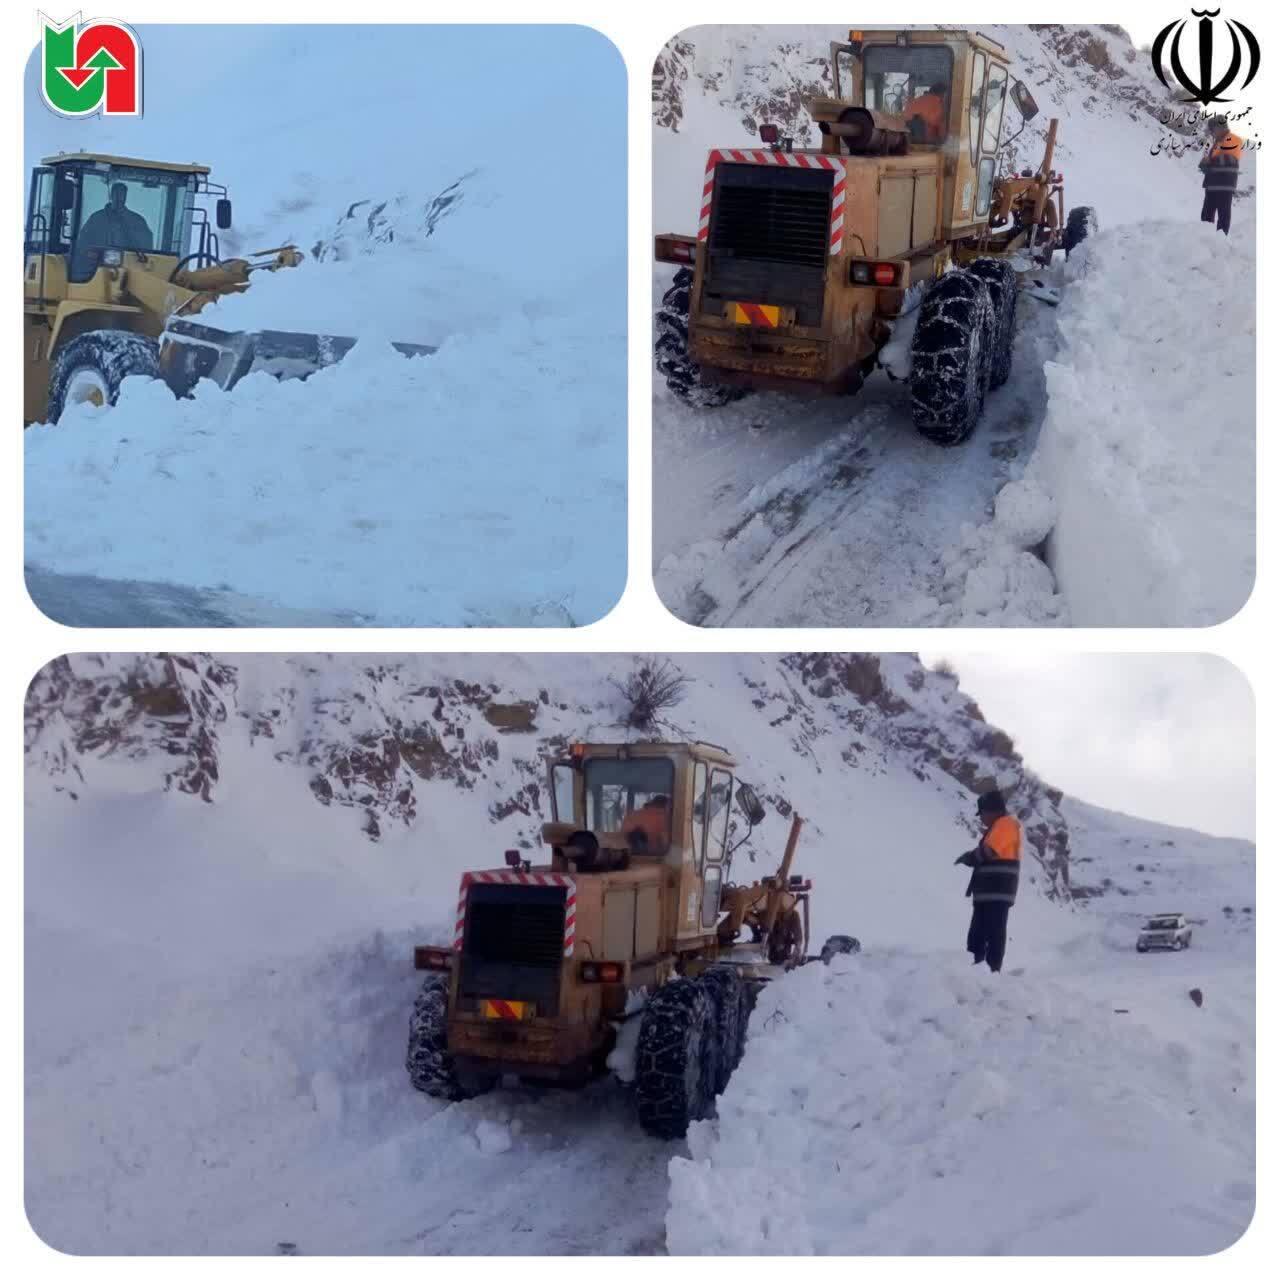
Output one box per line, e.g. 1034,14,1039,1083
634,979,715,1138
966,259,1017,390
47,330,161,425
909,271,995,446
655,267,743,408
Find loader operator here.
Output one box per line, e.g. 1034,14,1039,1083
621,794,671,854
1199,116,1242,236
74,182,154,277
954,789,1021,972
904,83,948,143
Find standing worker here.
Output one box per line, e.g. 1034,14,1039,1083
955,789,1022,972
1199,115,1242,236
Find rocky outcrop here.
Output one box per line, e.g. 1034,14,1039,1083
25,653,1072,897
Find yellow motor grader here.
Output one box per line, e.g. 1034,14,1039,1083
23,152,433,425
406,739,858,1138
654,27,1098,444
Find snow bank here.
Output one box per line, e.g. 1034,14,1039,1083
668,951,1254,1255
24,293,624,626
1024,218,1255,625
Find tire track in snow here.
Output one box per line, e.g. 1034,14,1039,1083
655,287,1060,628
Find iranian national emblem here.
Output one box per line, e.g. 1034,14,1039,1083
1151,9,1261,105
40,12,142,117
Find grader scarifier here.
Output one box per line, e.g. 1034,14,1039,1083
23,152,433,425
406,740,858,1138
655,27,1098,445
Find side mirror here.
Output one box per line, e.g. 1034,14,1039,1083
735,783,767,827
215,198,232,230
1011,80,1039,121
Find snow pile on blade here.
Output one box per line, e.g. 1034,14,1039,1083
1014,214,1255,625
24,292,624,626
668,949,1254,1255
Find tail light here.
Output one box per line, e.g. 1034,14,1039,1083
850,260,901,286
414,945,454,971
504,849,521,867
580,961,624,984
758,123,780,144
654,234,698,266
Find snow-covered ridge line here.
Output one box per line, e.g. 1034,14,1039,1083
25,652,1074,897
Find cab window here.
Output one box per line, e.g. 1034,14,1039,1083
690,762,708,860
68,165,195,281
968,54,987,166
704,768,734,863
862,44,954,144
550,762,576,823
982,63,1008,153
584,757,675,850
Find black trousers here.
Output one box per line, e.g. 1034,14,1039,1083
967,901,1011,972
1201,190,1233,235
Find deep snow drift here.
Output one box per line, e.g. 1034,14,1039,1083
1023,214,1256,625
23,26,626,626
25,654,1254,1254
652,24,1256,627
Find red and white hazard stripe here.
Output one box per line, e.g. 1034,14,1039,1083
698,149,847,255
453,871,577,957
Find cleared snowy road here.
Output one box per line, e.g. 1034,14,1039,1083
654,277,1062,628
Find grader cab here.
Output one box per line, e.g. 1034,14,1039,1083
23,152,433,425
654,27,1097,445
406,740,858,1138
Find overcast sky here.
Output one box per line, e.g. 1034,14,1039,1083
922,654,1255,841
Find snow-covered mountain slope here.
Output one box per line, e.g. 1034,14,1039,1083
652,25,1256,628
24,654,1254,1254
23,26,626,626
653,23,1231,233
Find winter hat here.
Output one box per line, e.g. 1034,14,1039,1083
976,789,1007,816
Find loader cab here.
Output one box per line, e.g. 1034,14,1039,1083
24,154,224,294
831,30,1013,231
548,742,751,938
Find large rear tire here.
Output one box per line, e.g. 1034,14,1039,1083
634,979,716,1138
909,271,995,446
47,330,161,426
965,259,1017,390
655,267,743,408
1063,206,1099,259
406,975,477,1101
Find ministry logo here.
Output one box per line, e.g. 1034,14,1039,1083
1151,9,1261,106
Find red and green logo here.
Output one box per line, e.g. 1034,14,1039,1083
40,12,141,117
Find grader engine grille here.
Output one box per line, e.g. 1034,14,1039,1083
705,164,833,326
456,881,569,1012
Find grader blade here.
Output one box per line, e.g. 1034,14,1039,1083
157,318,437,398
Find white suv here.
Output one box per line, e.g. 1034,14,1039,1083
1136,914,1193,952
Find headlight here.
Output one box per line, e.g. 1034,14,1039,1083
100,249,123,267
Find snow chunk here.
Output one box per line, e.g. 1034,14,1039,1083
475,1118,513,1155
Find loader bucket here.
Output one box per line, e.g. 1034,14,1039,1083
157,317,437,398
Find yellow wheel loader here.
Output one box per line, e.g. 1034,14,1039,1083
407,740,859,1139
23,152,434,425
654,27,1098,445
